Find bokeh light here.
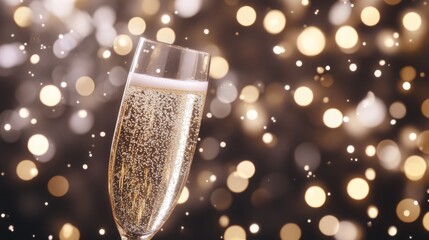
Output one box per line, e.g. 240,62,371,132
59,223,80,240
128,17,146,35
402,11,422,31
319,215,339,236
396,198,420,223
113,34,133,56
27,134,49,156
13,6,33,27
16,159,38,181
296,26,326,56
39,85,62,107
323,108,343,128
361,6,380,26
403,155,426,181
75,76,95,96
305,185,326,208
236,6,256,27
335,26,359,50
293,86,314,107
209,56,229,79
280,223,301,240
48,175,69,197
263,10,286,34
224,225,246,240
346,178,369,200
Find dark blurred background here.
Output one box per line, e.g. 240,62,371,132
1,0,429,239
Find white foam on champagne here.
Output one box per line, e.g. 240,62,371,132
130,73,208,92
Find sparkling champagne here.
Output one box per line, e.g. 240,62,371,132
108,73,207,238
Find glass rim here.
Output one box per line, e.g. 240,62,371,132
138,37,210,58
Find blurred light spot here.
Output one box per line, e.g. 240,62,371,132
141,0,160,15
59,223,80,240
368,205,379,219
402,11,422,31
246,109,258,120
177,186,189,204
262,132,277,147
402,81,411,91
0,43,27,68
335,26,359,49
273,45,286,55
30,54,40,64
14,6,33,27
209,98,231,118
387,226,397,236
160,14,171,24
329,2,351,25
4,124,11,131
199,137,219,160
423,212,429,232
75,76,95,96
227,171,249,193
356,92,386,128
361,6,380,26
335,221,360,240
296,26,326,56
323,108,343,128
374,69,382,78
294,142,321,171
240,85,259,103
400,66,416,81
224,225,246,240
280,223,301,240
211,188,232,210
236,6,256,27
349,63,357,72
347,178,369,200
263,10,286,34
346,145,355,154
219,215,229,228
389,101,406,119
102,49,111,59
44,0,75,18
48,175,69,197
396,198,420,223
404,155,426,181
109,66,128,87
197,170,215,189
28,134,49,156
175,0,202,18
128,17,146,35
294,86,313,106
40,85,61,107
421,99,429,119
319,215,339,236
19,108,30,118
217,82,238,103
365,168,376,181
98,228,105,235
95,25,117,47
113,34,133,56
209,56,229,79
69,109,94,135
377,139,401,170
249,223,259,234
417,130,429,154
237,160,255,179
16,160,38,181
305,185,326,208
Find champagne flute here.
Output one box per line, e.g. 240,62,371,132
108,37,210,240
